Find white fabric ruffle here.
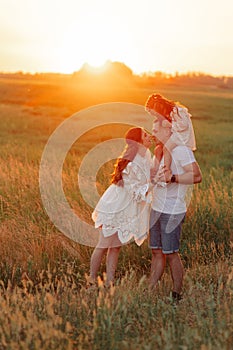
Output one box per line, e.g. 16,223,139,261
92,150,152,246
170,105,196,151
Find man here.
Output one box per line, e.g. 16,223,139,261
149,112,202,301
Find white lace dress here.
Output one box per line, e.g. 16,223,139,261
92,149,152,246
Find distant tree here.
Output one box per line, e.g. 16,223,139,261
108,61,133,78
71,60,134,87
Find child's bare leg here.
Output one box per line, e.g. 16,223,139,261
153,143,163,172
163,138,177,182
151,143,163,183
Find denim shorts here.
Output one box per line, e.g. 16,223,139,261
149,210,185,254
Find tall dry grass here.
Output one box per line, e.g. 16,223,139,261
0,262,232,349
0,83,232,348
0,122,232,349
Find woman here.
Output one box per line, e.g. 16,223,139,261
88,127,153,287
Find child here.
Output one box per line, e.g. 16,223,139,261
146,93,196,184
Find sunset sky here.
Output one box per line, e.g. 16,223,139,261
1,0,233,76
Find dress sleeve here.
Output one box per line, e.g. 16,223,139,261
122,162,149,202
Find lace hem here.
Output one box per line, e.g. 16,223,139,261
93,209,148,245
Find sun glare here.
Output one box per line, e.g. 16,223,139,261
57,28,111,73
55,10,131,74
84,62,109,74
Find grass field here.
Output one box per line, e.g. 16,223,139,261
0,76,232,349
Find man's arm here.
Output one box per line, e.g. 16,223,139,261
173,162,202,184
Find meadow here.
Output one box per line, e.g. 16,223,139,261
0,75,232,349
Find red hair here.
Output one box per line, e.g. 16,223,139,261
145,93,176,122
111,127,143,186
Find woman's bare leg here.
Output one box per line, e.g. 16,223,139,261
106,247,121,285
90,247,108,281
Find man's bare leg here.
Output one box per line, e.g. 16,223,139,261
149,249,166,288
167,252,184,294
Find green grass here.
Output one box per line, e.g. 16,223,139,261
0,81,232,349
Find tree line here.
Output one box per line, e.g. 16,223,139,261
0,61,232,88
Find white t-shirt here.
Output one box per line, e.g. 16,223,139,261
152,146,196,214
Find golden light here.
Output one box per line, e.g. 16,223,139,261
55,12,131,74
84,62,109,74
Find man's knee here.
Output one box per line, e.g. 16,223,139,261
166,252,178,261
151,249,164,257
166,252,183,269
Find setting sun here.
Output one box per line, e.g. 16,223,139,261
56,10,132,73
0,0,232,75
83,62,109,74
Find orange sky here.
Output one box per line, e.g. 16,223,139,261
1,0,233,76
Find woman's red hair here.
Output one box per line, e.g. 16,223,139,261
111,127,143,186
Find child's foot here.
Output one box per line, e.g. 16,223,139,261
156,181,167,188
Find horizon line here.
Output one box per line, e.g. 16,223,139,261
0,69,232,79
0,60,232,78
